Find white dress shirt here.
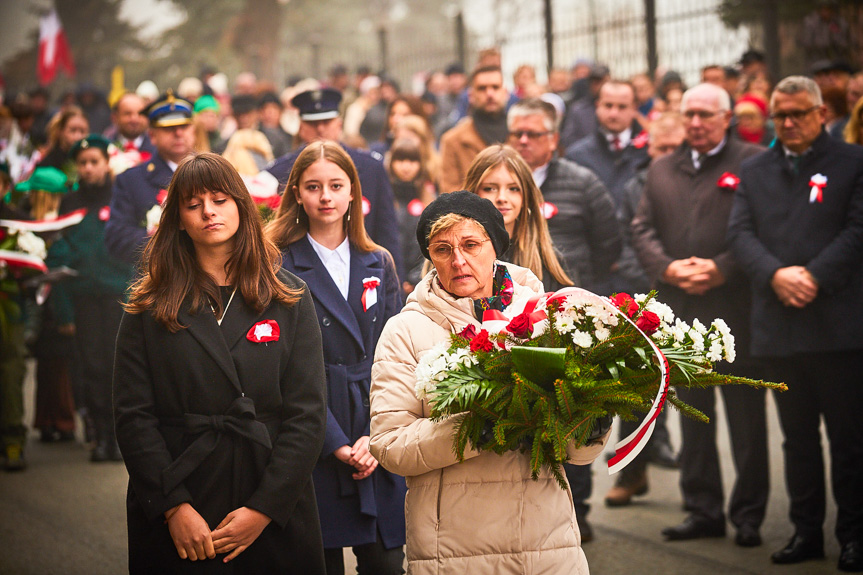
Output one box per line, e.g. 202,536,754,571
308,233,351,300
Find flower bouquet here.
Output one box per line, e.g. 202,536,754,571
415,288,786,489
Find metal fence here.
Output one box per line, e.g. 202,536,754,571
280,0,754,92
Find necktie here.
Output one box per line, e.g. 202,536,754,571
789,155,800,175
612,136,621,152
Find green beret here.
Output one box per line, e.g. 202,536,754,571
193,94,220,114
69,134,111,159
14,167,69,195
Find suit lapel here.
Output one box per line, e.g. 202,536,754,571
219,289,267,354
347,248,384,355
178,301,243,395
288,237,365,350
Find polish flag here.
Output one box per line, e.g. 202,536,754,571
37,9,76,86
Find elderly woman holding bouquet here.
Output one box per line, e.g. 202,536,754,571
369,191,609,574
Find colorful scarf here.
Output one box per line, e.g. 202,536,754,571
472,264,514,320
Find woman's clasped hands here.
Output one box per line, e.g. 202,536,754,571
165,503,272,563
334,435,379,480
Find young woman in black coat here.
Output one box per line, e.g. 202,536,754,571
114,152,328,574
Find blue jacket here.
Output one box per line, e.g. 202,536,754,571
104,155,174,265
281,236,407,549
728,131,863,356
267,144,403,282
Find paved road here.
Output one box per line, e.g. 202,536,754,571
0,360,842,574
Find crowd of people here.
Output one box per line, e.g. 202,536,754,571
0,34,862,574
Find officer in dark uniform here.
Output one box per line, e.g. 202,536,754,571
267,88,402,282
105,91,195,264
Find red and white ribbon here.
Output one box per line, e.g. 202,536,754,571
0,249,48,272
361,276,380,312
0,208,87,233
809,173,827,204
542,287,670,475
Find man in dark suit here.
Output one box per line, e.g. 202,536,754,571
105,92,195,264
266,88,401,281
728,75,863,572
631,82,768,548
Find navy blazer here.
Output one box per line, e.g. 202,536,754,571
280,237,406,549
728,131,863,356
267,144,403,281
105,154,174,264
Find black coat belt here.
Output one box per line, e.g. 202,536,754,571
161,396,273,497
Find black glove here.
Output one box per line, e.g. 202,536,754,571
586,414,612,445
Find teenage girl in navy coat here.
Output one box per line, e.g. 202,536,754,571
267,140,407,575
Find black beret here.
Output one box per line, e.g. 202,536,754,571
416,190,509,260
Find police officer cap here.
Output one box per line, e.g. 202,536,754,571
145,90,193,128
291,88,342,121
416,190,509,260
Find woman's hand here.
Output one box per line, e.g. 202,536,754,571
211,507,272,563
348,435,378,480
165,503,216,561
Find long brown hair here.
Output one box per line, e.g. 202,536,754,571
463,144,571,287
46,105,87,151
126,152,302,331
265,140,381,254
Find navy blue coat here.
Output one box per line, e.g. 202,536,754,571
105,154,174,264
280,237,407,550
728,131,863,356
267,144,403,281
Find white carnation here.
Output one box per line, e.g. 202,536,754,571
571,330,593,348
16,231,47,259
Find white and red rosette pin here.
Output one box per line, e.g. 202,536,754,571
361,196,371,216
717,172,740,191
247,320,280,343
809,173,827,204
361,276,380,312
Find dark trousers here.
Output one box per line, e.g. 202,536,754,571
565,462,592,521
73,295,124,444
323,533,404,575
767,350,863,545
677,358,769,528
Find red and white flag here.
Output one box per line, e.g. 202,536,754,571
37,9,76,86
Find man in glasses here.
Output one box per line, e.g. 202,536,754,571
729,75,863,572
507,97,621,542
632,82,768,548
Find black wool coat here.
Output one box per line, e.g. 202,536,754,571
114,270,328,574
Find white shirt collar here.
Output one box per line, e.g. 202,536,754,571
166,160,179,172
603,127,632,149
532,162,550,188
307,233,351,299
690,137,727,168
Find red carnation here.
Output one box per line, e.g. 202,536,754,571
156,189,169,206
268,194,283,211
611,293,639,318
506,312,533,339
458,324,478,340
469,329,495,353
635,310,661,335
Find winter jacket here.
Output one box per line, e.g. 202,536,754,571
370,262,608,575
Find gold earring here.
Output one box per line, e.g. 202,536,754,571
347,201,351,222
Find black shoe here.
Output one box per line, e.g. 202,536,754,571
662,516,725,541
90,442,110,463
577,515,594,543
108,440,123,462
39,426,58,443
649,441,679,469
734,524,762,547
839,541,863,572
770,534,824,564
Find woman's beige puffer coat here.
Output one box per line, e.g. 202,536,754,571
370,262,608,575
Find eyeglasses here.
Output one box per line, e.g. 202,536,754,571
428,238,489,260
509,130,551,140
769,106,819,124
682,110,722,121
